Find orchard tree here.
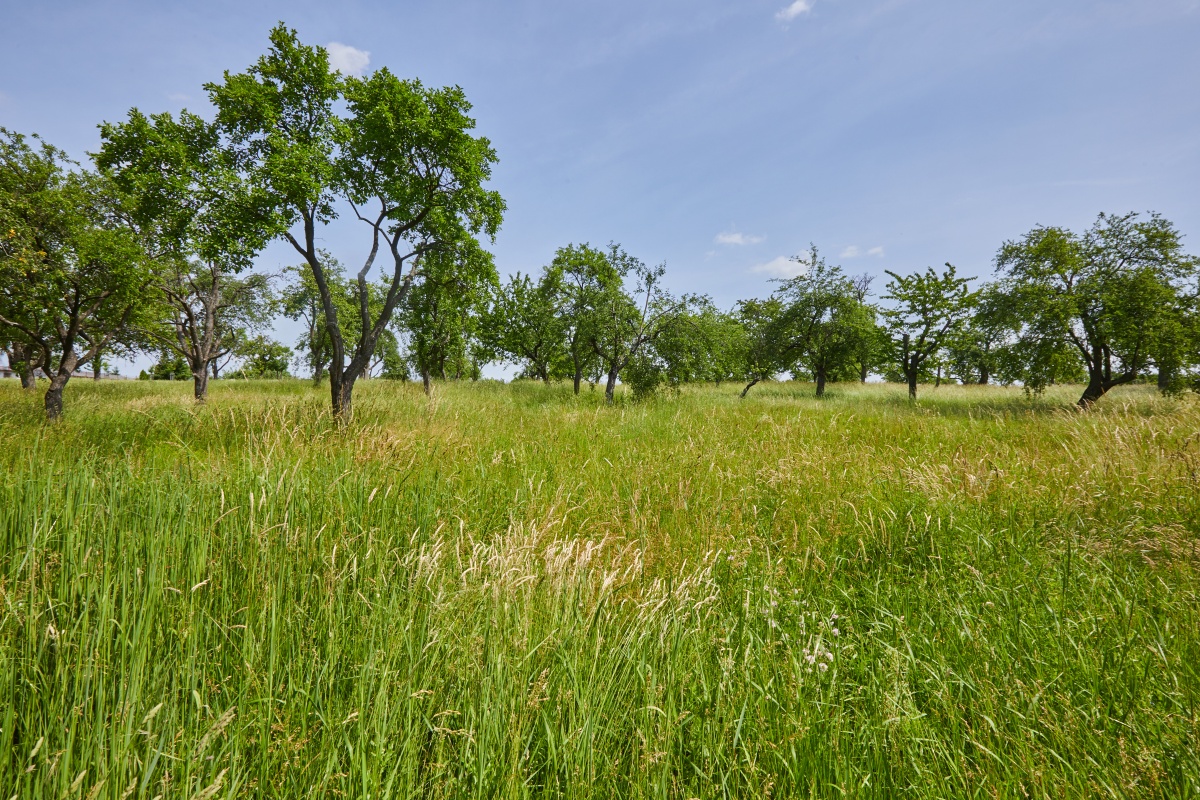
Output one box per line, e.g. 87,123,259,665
995,212,1198,407
735,297,786,398
775,248,878,397
586,244,689,403
552,243,621,394
882,264,977,400
483,268,566,383
95,109,275,401
207,24,504,419
944,284,1013,385
399,237,497,394
0,129,158,419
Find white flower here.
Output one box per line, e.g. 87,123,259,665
818,662,829,672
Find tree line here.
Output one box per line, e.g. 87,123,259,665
2,25,1198,420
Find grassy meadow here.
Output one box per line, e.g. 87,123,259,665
1,378,1198,798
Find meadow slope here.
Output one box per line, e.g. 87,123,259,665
1,379,1198,798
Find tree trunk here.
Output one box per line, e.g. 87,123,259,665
45,373,70,420
11,342,36,389
573,361,582,395
312,358,325,386
1078,374,1106,408
978,366,990,385
934,364,942,388
193,368,209,403
740,378,759,399
907,369,918,400
815,369,827,397
604,369,618,404
93,358,102,381
334,375,356,417
1157,367,1172,393
422,369,432,397
859,363,868,383
212,360,220,379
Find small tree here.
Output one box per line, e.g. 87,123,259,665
586,244,688,404
551,243,621,394
398,238,496,395
882,264,977,400
734,297,786,398
775,249,879,397
995,212,1198,407
0,129,158,419
482,268,566,383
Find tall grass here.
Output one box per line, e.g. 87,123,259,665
1,379,1198,798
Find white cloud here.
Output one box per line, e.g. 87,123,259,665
326,42,371,77
839,245,886,259
167,92,190,102
751,255,806,278
775,0,814,22
716,231,764,246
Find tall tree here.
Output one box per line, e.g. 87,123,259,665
95,109,275,401
0,129,158,419
995,212,1198,407
207,25,504,419
882,264,977,400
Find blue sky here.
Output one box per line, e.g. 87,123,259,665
3,0,1199,374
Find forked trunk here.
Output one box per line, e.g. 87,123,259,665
1078,375,1106,408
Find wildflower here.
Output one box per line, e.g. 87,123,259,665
831,628,839,637
818,662,828,672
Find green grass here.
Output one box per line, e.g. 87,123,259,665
1,378,1198,798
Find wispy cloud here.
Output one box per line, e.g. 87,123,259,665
775,1,814,22
751,255,805,278
840,244,885,259
326,42,371,77
167,92,190,102
716,231,764,246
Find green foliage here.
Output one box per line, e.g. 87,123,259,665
882,263,977,399
205,24,505,416
995,212,1199,406
148,349,190,380
398,236,497,386
227,334,292,378
0,128,160,417
481,268,566,381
